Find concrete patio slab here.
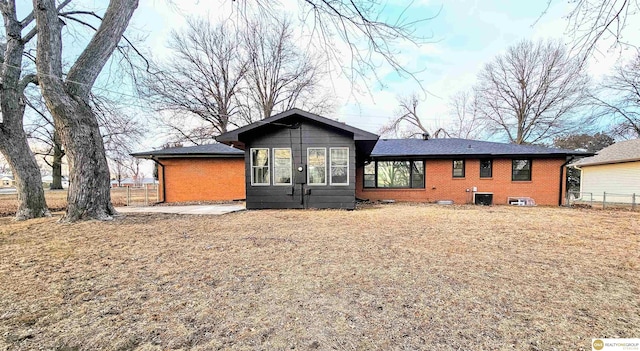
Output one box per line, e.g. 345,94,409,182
115,204,245,215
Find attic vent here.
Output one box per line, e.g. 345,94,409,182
422,132,431,140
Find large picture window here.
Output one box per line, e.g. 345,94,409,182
330,148,349,185
273,148,292,185
480,159,492,178
512,159,532,181
251,148,270,185
364,160,424,188
452,159,465,178
307,148,326,185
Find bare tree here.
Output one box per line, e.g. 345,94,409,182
0,0,50,220
251,0,436,88
589,54,640,139
551,0,640,57
143,18,247,142
448,90,485,139
243,18,333,120
475,39,590,145
144,16,334,145
380,94,448,138
34,0,139,221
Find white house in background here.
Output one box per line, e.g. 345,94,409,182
1,174,14,187
572,139,640,203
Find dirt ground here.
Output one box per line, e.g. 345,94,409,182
0,204,638,350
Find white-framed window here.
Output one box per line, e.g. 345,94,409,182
250,148,270,185
273,148,292,185
307,148,326,185
330,147,349,185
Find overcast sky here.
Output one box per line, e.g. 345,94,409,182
130,0,636,142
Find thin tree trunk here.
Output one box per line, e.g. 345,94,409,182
50,131,64,190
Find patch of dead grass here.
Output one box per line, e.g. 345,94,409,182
0,204,638,350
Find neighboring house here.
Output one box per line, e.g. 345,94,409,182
132,108,590,208
571,139,640,203
131,143,245,203
112,177,158,187
1,174,14,187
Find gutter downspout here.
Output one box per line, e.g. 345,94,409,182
150,157,166,204
558,156,575,206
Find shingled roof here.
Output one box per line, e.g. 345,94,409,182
572,139,640,167
131,143,244,158
371,138,591,158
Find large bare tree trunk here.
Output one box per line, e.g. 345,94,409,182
0,130,49,220
34,0,138,221
0,0,50,220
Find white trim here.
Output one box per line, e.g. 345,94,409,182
307,147,327,186
329,147,349,186
273,148,293,186
250,148,270,186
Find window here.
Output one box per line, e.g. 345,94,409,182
452,159,465,178
251,148,270,185
412,161,425,188
307,148,326,185
273,148,292,185
512,159,532,181
480,159,492,178
364,160,424,188
364,162,376,188
330,147,349,185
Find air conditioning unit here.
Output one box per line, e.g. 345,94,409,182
474,192,493,206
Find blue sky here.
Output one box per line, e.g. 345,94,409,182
118,1,637,140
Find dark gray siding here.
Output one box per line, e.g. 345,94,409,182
244,121,356,209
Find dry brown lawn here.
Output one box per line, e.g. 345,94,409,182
0,188,154,217
0,204,638,350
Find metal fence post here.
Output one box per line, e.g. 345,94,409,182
145,184,149,206
633,193,637,211
603,192,606,209
126,186,130,206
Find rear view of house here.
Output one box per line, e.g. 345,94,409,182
133,108,590,208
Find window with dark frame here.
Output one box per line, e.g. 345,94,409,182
512,159,532,181
480,159,492,178
452,159,465,178
363,160,425,188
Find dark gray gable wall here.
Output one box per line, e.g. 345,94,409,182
244,120,357,210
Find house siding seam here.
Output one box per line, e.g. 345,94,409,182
158,158,245,203
356,158,567,206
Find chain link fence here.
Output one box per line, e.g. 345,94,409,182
567,191,638,210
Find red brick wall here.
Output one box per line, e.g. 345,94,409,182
356,158,567,206
158,158,245,203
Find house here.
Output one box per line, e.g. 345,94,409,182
1,174,14,187
131,143,245,203
110,177,158,188
571,139,640,203
133,108,590,207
